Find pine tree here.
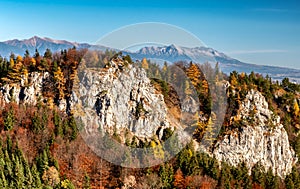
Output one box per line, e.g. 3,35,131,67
208,157,219,180
83,173,91,189
177,147,193,175
52,61,58,72
186,63,202,87
0,170,7,188
4,150,13,185
36,149,49,174
266,168,279,189
239,163,251,189
38,58,49,72
14,156,25,188
24,50,30,58
291,167,300,188
251,163,265,188
158,164,174,188
24,160,33,187
9,53,15,69
53,111,63,137
150,140,164,160
44,49,52,60
31,164,42,188
31,112,42,133
6,136,12,154
33,49,41,67
285,174,295,189
218,163,231,189
4,107,15,131
69,116,78,140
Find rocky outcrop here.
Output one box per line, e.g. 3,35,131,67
0,59,179,143
0,61,297,178
0,72,70,111
212,89,297,178
0,72,49,105
72,59,176,141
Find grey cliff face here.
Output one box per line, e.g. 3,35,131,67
0,60,297,177
71,60,174,141
0,72,49,105
213,89,297,178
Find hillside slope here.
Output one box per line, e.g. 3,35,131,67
0,49,300,188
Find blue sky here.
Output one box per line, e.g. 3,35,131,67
0,0,300,69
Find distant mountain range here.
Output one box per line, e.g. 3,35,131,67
126,45,300,83
0,36,108,57
0,36,299,82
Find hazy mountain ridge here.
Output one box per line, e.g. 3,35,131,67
0,36,105,57
1,36,299,82
128,45,300,83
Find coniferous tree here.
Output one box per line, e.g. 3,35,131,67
159,164,174,188
83,173,91,189
9,53,15,70
218,163,231,189
4,106,14,131
36,149,49,174
265,168,279,189
44,49,52,60
31,164,42,188
251,163,265,188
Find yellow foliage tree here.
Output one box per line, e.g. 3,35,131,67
186,63,201,86
9,57,14,69
203,114,216,146
141,58,149,69
192,111,205,130
42,166,60,187
6,55,23,82
54,66,65,100
184,80,192,95
230,74,238,87
150,140,164,159
162,62,168,72
13,55,24,73
71,66,80,91
16,55,23,63
186,63,209,93
293,99,300,117
21,67,29,85
31,57,36,66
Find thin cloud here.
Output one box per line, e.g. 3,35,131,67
227,49,288,55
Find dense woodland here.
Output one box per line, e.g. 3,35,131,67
0,48,300,188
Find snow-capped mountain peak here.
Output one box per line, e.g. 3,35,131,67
137,44,184,56
134,44,231,63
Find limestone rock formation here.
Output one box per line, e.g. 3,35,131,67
212,89,297,178
0,59,297,178
72,59,176,141
0,72,49,105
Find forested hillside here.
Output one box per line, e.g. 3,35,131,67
0,48,300,188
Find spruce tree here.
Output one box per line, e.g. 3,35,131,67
4,107,15,131
31,164,42,188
